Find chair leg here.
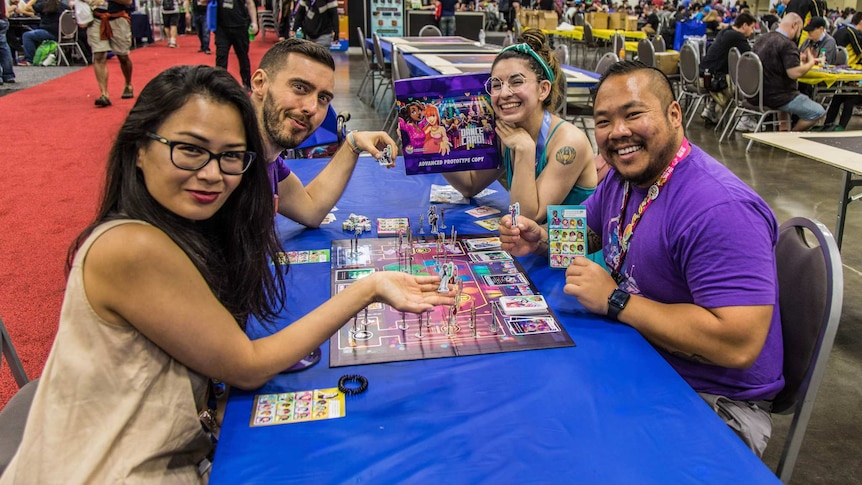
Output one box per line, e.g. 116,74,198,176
719,108,740,144
714,102,732,133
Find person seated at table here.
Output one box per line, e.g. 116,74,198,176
641,4,659,35
20,0,68,65
499,61,784,457
698,12,757,123
819,11,862,131
249,39,398,228
750,12,824,132
442,29,596,224
799,17,837,64
0,65,455,483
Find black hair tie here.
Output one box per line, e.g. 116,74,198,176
338,375,368,396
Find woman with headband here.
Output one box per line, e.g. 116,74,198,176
442,29,596,224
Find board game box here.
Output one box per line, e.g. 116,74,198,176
328,235,574,367
394,72,500,175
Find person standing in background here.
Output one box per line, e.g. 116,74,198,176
0,0,16,85
215,0,258,91
90,0,135,107
437,0,459,36
291,0,338,48
157,0,181,47
186,0,211,53
277,0,296,40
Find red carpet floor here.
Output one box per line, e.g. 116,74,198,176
0,36,278,408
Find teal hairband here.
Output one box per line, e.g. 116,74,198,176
500,43,555,83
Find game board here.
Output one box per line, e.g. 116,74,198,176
329,235,575,367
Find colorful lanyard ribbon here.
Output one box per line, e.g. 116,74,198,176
611,138,691,283
534,110,552,166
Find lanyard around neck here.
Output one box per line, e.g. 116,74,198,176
534,111,552,166
611,138,691,283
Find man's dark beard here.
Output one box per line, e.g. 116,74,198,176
614,120,677,187
263,91,308,150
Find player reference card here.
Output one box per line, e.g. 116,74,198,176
547,205,587,269
250,388,345,426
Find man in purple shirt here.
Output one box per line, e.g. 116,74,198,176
249,39,397,227
499,61,784,457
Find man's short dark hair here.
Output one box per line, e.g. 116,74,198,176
852,11,862,26
734,12,757,28
258,39,335,75
593,60,675,110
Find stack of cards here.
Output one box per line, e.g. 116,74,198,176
547,205,588,269
498,295,549,315
464,237,502,251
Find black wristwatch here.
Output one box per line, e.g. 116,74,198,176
607,288,630,321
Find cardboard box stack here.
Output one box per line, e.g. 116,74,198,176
626,16,639,31
539,11,558,30
654,51,680,75
608,12,626,30
586,11,609,29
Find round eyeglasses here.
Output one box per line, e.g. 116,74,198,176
484,73,532,95
146,132,256,175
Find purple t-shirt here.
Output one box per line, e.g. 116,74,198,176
267,155,292,195
586,144,784,401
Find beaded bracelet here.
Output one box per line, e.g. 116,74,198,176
346,131,362,154
338,374,368,396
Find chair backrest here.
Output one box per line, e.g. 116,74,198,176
773,217,844,483
736,51,765,109
418,24,442,37
652,35,666,53
58,10,78,41
574,12,584,26
1,316,29,389
595,51,619,76
502,31,514,47
637,38,655,67
679,42,700,86
584,23,595,43
835,45,849,65
612,33,625,58
372,32,386,71
357,27,372,69
554,44,569,66
392,45,411,82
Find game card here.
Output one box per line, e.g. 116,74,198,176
547,205,587,269
464,237,502,251
483,273,527,286
250,388,345,427
337,245,371,267
281,249,331,264
474,217,503,231
321,213,337,225
507,316,559,335
376,217,410,236
336,268,375,281
468,250,512,262
498,295,549,316
466,205,502,217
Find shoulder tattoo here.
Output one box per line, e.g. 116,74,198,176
555,146,577,166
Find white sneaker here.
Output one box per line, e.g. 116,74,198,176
735,116,758,132
701,104,719,123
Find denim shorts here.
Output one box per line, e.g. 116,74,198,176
779,94,826,121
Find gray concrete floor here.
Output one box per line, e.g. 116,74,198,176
0,64,84,97
7,50,860,483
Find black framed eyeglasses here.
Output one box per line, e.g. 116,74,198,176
146,132,256,175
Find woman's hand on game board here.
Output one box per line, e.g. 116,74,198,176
499,214,547,257
351,131,399,167
371,272,456,313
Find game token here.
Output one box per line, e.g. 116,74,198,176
509,202,520,227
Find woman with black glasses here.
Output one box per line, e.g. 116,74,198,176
1,65,453,483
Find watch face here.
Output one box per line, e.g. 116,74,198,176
609,289,629,308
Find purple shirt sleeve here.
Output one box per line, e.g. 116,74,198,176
267,156,292,195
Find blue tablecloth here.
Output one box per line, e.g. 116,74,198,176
208,158,780,484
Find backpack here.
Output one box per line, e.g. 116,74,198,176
33,41,58,66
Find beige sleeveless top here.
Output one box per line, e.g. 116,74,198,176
1,220,212,484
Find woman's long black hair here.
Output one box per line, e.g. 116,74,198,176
69,65,286,328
